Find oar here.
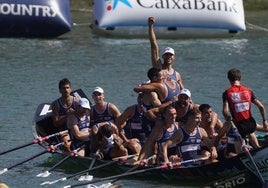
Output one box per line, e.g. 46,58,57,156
40,154,138,186
99,162,141,188
0,130,67,156
63,156,209,188
109,154,155,185
230,121,268,187
78,150,100,181
0,141,66,175
36,145,85,178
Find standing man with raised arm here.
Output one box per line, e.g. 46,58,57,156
148,17,184,89
222,68,268,149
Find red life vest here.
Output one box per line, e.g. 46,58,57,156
226,85,253,122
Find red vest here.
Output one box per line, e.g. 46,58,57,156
225,85,253,122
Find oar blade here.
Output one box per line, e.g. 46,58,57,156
78,175,93,181
97,182,114,188
40,177,67,186
0,168,8,175
36,155,72,178
36,170,51,177
40,181,50,186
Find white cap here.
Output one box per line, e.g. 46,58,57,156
78,98,91,110
162,47,175,55
92,86,104,94
179,89,191,98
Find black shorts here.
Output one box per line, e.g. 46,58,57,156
235,117,257,138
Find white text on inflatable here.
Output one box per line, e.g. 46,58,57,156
137,0,238,12
0,3,57,17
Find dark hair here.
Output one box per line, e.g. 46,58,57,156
161,106,176,120
199,104,211,113
186,108,201,120
58,78,71,89
147,67,161,81
163,105,175,114
227,68,241,83
99,123,113,138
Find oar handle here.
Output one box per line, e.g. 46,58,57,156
0,130,68,156
0,141,65,175
6,143,62,170
35,130,68,142
112,154,138,161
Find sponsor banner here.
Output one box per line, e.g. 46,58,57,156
241,148,268,181
212,172,250,188
0,0,71,37
93,0,246,31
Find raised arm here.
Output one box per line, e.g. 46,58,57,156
148,17,162,69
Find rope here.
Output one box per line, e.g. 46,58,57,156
246,21,268,32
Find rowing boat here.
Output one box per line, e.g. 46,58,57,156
32,90,268,187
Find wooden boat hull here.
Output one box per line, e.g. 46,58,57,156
33,102,268,187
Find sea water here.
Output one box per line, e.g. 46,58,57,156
0,10,267,188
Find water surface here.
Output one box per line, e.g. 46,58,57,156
0,10,267,188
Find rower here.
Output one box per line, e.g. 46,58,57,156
51,78,79,152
